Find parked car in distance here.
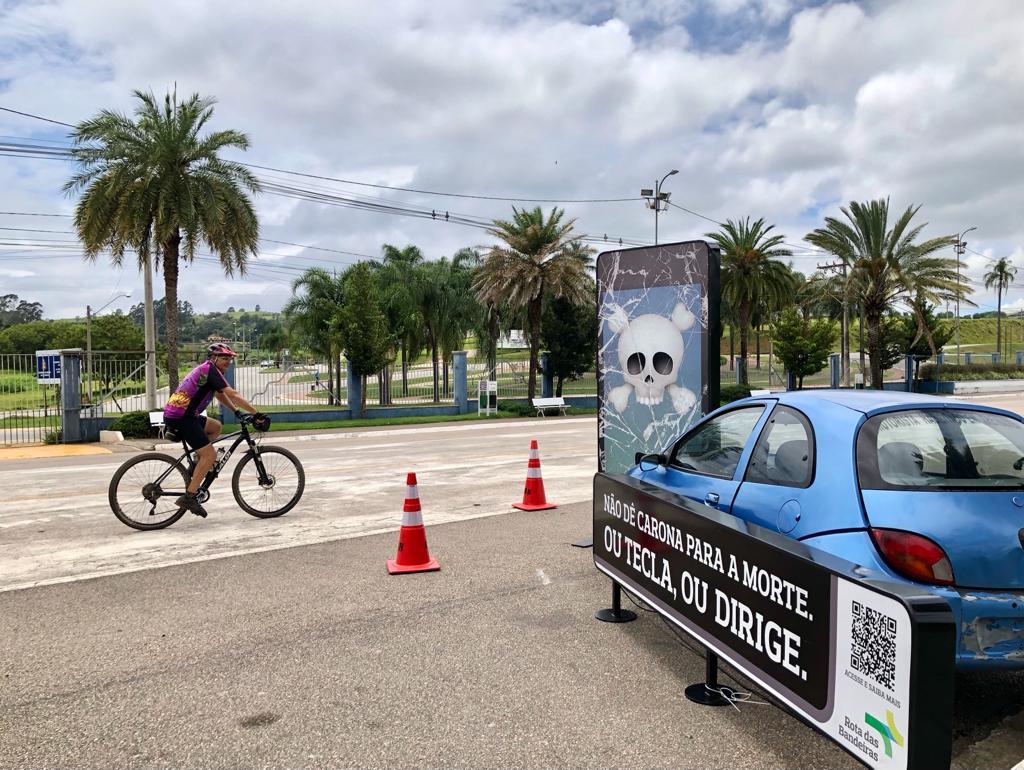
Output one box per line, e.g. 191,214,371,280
630,389,1024,670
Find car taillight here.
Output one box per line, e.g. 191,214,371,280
870,528,955,586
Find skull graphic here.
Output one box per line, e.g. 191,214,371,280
606,302,697,414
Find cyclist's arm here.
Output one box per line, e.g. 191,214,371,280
215,387,257,414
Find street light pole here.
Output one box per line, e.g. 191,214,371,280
641,169,678,245
86,291,131,407
955,226,976,365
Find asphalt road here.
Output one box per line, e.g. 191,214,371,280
2,414,1024,768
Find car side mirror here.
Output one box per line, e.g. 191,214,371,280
636,452,667,471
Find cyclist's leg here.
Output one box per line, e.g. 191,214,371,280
180,418,214,495
204,416,222,442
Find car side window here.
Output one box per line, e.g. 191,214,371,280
745,406,814,488
670,406,765,479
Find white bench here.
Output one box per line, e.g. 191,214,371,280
149,411,166,439
532,397,569,417
749,389,772,397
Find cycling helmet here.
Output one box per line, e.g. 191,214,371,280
207,343,238,358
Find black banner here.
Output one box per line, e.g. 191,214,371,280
594,472,833,713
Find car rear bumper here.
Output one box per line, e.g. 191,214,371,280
941,588,1024,669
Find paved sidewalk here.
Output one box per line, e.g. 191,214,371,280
0,502,858,770
0,444,110,461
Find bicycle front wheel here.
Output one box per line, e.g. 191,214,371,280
231,445,305,518
109,452,191,531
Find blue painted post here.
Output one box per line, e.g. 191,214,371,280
1017,351,1023,366
936,353,944,365
59,349,83,442
453,351,468,414
540,352,554,399
221,358,237,424
829,353,840,389
992,353,1000,363
965,352,973,365
347,360,362,418
786,371,797,391
904,354,914,392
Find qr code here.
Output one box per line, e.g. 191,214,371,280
850,600,897,691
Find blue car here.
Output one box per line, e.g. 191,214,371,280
630,389,1024,669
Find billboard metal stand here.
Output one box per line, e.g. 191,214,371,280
685,651,730,707
594,581,637,623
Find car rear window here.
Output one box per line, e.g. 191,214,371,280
857,409,1024,490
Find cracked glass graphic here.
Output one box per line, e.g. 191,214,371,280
598,243,712,473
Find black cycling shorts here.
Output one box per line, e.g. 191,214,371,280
165,415,209,450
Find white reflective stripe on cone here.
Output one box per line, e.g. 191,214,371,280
526,467,543,479
405,485,419,500
402,508,424,527
528,448,540,460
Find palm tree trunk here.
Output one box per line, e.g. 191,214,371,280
859,308,866,381
867,307,883,389
488,308,500,380
327,355,334,405
997,286,1003,360
527,296,542,400
401,343,408,397
756,326,761,369
162,233,182,392
738,300,751,385
728,325,735,370
431,340,440,403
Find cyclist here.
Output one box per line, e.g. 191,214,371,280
164,343,260,518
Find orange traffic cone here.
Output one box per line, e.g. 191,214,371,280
387,472,440,575
513,439,557,511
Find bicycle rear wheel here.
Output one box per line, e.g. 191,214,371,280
231,445,305,518
109,452,191,531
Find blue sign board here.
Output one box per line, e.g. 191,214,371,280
36,349,61,385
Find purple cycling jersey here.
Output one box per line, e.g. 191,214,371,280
164,361,229,419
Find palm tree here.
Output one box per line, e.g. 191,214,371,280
378,244,426,398
474,207,593,399
984,258,1017,360
705,217,794,385
805,199,964,388
284,268,346,404
65,89,260,390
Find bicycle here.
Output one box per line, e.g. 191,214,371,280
108,413,305,531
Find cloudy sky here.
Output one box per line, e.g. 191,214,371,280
1,0,1022,319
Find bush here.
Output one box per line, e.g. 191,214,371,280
918,363,1024,382
108,410,156,438
43,429,62,444
719,383,752,406
720,356,727,366
497,400,536,417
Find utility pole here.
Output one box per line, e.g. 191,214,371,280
818,260,849,386
954,226,976,365
143,252,158,410
640,169,678,245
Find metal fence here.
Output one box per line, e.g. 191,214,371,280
0,353,58,446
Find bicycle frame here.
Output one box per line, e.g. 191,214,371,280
150,420,271,497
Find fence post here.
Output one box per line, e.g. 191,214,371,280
785,370,796,391
936,352,944,365
736,357,745,385
59,348,83,443
1017,351,1023,366
453,351,468,414
540,352,554,399
992,352,1000,363
829,353,840,389
221,358,237,424
904,354,914,392
965,352,972,365
347,362,362,417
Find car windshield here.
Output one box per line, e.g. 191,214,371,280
858,409,1024,489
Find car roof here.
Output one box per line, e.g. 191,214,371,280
757,388,1020,418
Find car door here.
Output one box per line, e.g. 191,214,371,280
644,404,770,513
730,405,815,534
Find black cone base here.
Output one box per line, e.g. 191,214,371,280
594,607,637,623
684,683,730,707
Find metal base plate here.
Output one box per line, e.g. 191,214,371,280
684,683,731,707
594,608,637,623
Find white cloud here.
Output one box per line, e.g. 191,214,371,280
0,0,1022,319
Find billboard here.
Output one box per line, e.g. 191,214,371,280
594,473,955,770
597,241,720,473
